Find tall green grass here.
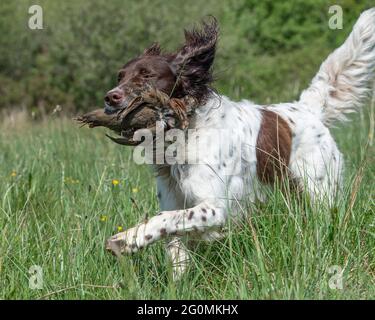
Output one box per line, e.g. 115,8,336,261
0,104,373,299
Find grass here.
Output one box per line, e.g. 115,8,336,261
0,105,374,300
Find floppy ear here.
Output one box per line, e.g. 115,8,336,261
171,17,218,101
143,42,161,56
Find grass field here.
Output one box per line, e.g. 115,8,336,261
0,103,374,300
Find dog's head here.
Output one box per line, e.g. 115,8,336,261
104,17,218,115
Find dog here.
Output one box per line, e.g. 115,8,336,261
104,9,375,279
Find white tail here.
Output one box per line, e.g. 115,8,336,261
300,8,375,126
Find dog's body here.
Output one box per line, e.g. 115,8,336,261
105,9,375,279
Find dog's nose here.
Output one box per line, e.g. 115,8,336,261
104,88,124,106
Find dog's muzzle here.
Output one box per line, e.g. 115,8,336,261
104,88,145,115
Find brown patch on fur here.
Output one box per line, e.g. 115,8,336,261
330,90,337,98
256,110,292,184
188,210,194,220
160,228,167,237
145,234,153,241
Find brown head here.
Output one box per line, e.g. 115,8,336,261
103,17,219,115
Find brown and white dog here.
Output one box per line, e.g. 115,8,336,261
104,10,375,279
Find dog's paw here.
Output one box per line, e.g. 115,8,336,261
105,230,141,256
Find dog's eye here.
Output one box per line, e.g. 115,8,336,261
139,68,153,78
117,71,125,82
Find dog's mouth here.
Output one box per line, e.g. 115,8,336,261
77,97,157,146
104,104,118,115
75,87,196,146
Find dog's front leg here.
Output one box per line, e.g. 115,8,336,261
105,202,226,255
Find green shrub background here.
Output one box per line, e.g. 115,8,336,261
0,0,373,114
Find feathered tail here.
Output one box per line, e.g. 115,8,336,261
300,8,375,126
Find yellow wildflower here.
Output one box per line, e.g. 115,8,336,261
64,177,79,184
100,215,108,222
132,187,139,193
10,171,17,177
112,179,120,186
117,226,123,232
